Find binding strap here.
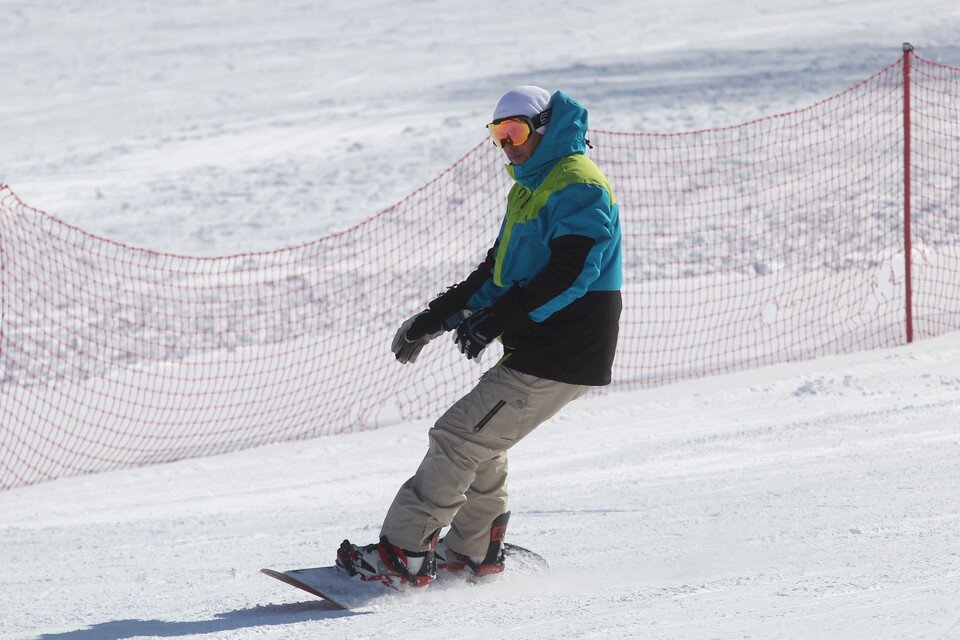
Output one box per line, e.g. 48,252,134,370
379,536,418,584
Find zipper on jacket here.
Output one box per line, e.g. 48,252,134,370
493,218,513,287
474,400,507,433
494,196,527,287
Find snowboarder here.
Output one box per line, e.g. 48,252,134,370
337,85,623,587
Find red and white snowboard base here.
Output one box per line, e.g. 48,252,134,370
261,543,548,609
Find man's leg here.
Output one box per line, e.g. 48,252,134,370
381,365,588,553
444,452,508,558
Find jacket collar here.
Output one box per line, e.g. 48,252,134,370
505,91,589,191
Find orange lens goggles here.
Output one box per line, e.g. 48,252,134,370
487,117,533,149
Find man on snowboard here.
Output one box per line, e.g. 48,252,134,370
337,85,622,587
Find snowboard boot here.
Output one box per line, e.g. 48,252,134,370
336,534,437,588
437,511,510,578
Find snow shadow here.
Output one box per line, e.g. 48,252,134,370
34,601,363,640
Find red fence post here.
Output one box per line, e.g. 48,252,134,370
902,42,915,344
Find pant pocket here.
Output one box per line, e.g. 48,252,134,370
473,400,507,433
437,367,531,445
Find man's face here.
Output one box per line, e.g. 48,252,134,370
502,131,543,165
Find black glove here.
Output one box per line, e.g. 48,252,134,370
453,308,502,361
406,311,443,341
391,310,442,364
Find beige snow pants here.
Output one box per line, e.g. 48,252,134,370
381,364,590,557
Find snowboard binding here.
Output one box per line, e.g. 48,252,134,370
437,511,510,577
336,535,437,589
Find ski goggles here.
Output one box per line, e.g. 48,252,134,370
487,108,552,148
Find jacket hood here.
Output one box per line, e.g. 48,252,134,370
507,91,589,190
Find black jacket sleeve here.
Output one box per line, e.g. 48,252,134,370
426,245,497,322
491,234,595,334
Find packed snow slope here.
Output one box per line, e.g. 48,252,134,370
2,0,960,255
3,0,960,638
2,332,959,639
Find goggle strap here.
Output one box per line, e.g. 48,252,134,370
531,108,552,130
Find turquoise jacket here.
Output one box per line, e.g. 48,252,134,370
430,92,623,385
467,91,622,321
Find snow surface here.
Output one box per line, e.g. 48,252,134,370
3,0,960,638
3,0,960,255
3,333,960,639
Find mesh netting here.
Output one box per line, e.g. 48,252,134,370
2,53,958,489
910,56,960,338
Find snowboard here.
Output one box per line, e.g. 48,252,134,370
261,543,548,610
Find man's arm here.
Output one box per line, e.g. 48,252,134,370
427,245,497,324
491,235,597,333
